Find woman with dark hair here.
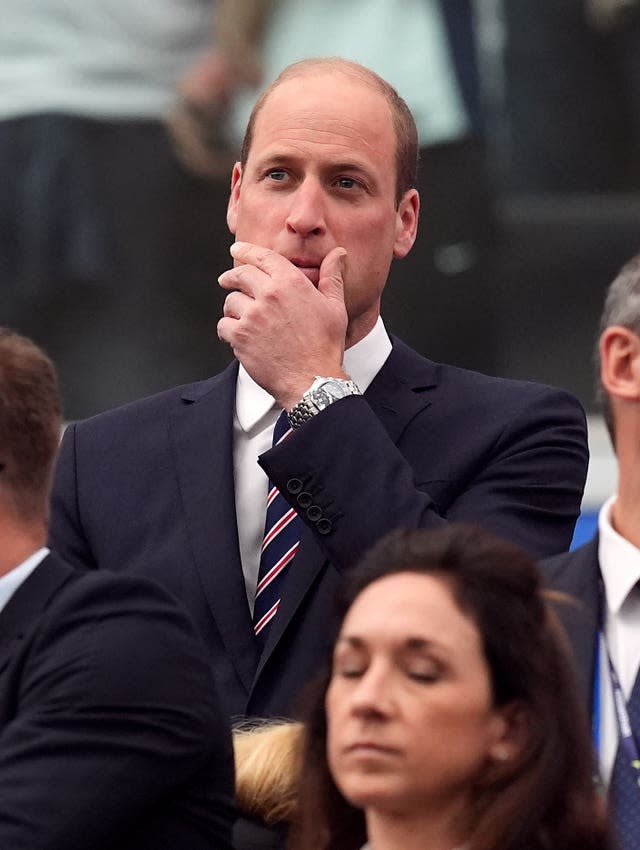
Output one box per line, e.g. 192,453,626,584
289,524,612,850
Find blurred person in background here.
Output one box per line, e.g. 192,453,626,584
0,328,235,850
542,253,640,850
503,0,640,192
0,0,271,419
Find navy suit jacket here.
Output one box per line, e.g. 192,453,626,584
540,536,601,712
0,551,235,850
49,337,588,720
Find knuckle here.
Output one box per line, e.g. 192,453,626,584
254,246,276,266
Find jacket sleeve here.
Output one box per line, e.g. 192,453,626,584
0,574,235,850
259,384,588,568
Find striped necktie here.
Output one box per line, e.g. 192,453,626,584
609,667,640,850
253,411,302,649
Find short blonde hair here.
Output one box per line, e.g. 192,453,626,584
233,721,304,824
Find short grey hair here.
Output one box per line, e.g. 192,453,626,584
597,252,640,445
599,253,640,336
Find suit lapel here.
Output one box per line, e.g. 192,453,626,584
254,338,439,677
169,363,259,693
363,335,438,440
545,536,600,709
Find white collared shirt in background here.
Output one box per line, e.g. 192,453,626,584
0,547,49,614
233,317,392,611
597,495,640,782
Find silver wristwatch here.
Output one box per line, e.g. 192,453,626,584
287,376,361,429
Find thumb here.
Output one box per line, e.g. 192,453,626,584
318,248,347,302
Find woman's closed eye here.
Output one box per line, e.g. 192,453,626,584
403,656,443,683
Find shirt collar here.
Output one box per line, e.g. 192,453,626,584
234,316,392,434
598,495,640,614
0,547,49,614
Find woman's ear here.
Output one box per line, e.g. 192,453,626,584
488,701,529,765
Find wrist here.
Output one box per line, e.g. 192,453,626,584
287,376,361,429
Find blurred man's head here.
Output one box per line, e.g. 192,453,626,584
228,58,420,346
0,329,61,526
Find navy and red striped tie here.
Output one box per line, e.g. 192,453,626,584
253,411,302,648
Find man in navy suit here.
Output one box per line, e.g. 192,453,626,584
0,328,235,849
50,58,588,724
542,255,640,850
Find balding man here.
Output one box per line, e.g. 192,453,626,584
50,59,588,726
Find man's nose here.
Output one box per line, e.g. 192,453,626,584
285,179,326,237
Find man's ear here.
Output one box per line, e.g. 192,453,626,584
393,189,419,259
227,162,243,235
600,325,640,401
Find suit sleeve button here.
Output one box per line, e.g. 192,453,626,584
316,518,332,535
306,505,322,522
297,491,313,509
286,478,303,495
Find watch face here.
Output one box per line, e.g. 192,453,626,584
314,379,346,409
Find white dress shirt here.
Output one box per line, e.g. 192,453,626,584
233,317,393,611
597,495,640,783
0,547,49,614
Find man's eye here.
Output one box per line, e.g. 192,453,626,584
267,170,288,181
336,177,358,190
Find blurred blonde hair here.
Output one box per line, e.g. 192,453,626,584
233,721,304,824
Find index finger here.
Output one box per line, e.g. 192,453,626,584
230,241,294,276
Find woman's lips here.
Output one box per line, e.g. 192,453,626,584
345,742,400,758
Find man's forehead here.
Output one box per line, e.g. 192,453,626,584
256,69,391,127
249,72,395,156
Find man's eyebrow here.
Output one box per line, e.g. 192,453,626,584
253,153,374,175
329,161,373,174
252,152,301,169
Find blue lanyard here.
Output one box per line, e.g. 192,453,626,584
594,580,640,792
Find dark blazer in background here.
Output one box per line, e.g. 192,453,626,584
540,536,600,711
49,337,589,721
0,551,235,850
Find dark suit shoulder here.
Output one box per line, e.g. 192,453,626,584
17,561,222,723
0,555,235,850
539,535,600,594
388,335,585,416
